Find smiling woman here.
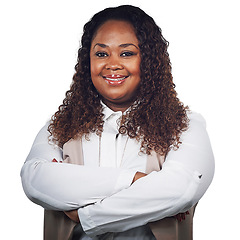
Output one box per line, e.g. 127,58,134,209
21,5,214,240
90,20,141,112
46,5,191,154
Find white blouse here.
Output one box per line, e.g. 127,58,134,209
21,105,215,238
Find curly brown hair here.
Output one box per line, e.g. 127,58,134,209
48,5,189,155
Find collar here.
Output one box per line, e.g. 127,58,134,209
101,101,124,121
101,101,123,133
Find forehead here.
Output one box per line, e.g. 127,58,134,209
91,20,139,46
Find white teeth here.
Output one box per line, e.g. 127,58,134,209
105,77,126,81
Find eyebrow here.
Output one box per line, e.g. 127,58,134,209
93,43,139,49
93,43,108,48
119,43,139,49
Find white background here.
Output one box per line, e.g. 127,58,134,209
1,0,239,239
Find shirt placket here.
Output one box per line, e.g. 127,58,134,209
100,113,122,168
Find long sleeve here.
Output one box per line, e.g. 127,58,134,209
78,112,215,237
20,123,136,211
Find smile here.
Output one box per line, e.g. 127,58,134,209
103,75,128,85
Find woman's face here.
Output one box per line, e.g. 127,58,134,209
90,20,141,112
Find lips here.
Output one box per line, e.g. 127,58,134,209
103,74,128,85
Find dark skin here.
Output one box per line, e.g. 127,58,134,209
90,20,141,113
64,20,189,225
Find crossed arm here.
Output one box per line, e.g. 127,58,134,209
64,171,147,223
64,171,192,223
21,112,214,236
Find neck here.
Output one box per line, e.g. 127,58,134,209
102,99,133,112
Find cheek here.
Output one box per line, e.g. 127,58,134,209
90,63,102,91
90,57,104,76
90,60,98,78
131,59,141,77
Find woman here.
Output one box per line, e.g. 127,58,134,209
21,5,214,240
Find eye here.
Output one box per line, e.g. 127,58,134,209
95,51,108,58
121,51,135,57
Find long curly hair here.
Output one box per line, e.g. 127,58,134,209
48,5,189,155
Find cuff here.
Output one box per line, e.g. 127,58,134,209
78,206,103,237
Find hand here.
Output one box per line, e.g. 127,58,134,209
64,210,80,223
174,211,190,222
132,171,147,184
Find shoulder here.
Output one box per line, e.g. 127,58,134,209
186,110,207,133
180,110,212,149
187,110,206,125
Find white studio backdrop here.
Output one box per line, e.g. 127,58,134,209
0,0,239,239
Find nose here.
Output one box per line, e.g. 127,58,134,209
105,56,123,70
